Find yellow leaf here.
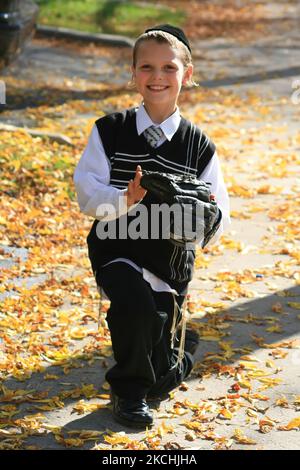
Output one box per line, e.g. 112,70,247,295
10,160,21,171
170,405,188,416
243,393,269,402
275,396,289,408
72,400,107,415
265,360,275,368
200,335,222,341
230,210,251,219
157,421,174,438
288,302,300,309
219,408,233,420
104,432,132,446
266,325,283,333
69,327,87,340
183,420,207,432
246,409,258,418
239,355,261,362
81,384,98,398
271,349,289,359
247,369,271,378
239,361,260,370
238,379,252,389
293,396,300,405
258,377,282,385
34,397,64,411
67,430,104,440
278,417,300,431
98,394,110,400
102,382,111,391
42,424,62,434
257,377,283,391
233,428,257,445
55,435,84,447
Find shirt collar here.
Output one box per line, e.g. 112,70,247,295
135,102,181,141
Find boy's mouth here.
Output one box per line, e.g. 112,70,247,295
147,85,169,92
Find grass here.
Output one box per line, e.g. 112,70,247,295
35,0,186,37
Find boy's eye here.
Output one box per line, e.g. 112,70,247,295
139,64,177,70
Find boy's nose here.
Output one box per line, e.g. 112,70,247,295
151,69,164,79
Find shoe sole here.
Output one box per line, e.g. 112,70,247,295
113,412,153,429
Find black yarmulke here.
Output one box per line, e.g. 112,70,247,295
144,24,191,53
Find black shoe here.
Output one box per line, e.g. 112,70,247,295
174,328,200,355
110,390,153,428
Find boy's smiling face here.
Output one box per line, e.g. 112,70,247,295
132,39,193,118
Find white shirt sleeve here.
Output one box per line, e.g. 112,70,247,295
73,124,138,221
199,151,231,246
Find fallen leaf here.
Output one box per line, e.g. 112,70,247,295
232,428,257,445
259,416,277,433
278,417,300,431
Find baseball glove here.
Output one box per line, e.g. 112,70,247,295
140,171,222,248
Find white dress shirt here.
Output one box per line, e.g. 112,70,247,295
74,103,231,295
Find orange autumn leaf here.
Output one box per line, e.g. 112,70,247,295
259,417,277,433
278,417,300,431
219,408,233,420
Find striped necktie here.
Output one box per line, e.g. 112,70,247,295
143,125,164,148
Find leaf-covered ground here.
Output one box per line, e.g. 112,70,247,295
0,0,300,450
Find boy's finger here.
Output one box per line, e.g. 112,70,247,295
136,165,142,176
134,172,142,185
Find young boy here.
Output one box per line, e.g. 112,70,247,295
74,24,230,428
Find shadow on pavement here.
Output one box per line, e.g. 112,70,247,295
1,284,299,449
200,65,300,88
0,83,131,112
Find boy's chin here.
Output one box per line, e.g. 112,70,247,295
143,94,175,105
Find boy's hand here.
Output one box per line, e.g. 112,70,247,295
125,165,147,208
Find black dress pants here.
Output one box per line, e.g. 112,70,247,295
96,262,194,400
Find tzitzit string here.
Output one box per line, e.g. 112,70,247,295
170,291,190,374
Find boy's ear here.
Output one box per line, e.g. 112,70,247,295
182,64,193,86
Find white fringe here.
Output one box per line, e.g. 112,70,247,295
170,292,190,374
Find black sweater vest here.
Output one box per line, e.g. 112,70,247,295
87,107,215,293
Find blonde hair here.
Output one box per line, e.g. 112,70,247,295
127,30,199,89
